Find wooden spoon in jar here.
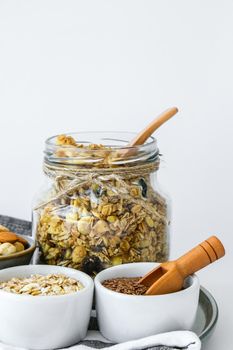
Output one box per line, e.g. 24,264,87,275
139,235,225,295
118,107,178,159
127,106,178,147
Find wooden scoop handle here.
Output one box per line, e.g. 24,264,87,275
128,107,178,147
176,236,225,278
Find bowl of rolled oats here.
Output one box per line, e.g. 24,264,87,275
0,264,94,349
0,225,35,269
95,262,200,343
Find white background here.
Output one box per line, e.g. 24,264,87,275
0,1,232,349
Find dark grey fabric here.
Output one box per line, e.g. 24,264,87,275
0,215,32,236
0,215,193,350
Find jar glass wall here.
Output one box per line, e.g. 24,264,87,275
32,132,170,276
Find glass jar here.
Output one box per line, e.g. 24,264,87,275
32,132,170,275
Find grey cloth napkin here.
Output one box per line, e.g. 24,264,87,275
73,330,200,350
0,330,201,350
0,215,201,350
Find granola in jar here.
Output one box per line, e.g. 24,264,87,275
33,132,170,275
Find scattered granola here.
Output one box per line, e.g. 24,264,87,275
0,274,84,296
102,277,147,295
33,134,170,276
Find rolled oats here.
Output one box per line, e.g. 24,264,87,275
0,274,84,296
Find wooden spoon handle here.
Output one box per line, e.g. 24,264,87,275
176,236,225,277
128,107,178,147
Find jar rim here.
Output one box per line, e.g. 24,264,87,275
45,131,156,150
44,131,159,167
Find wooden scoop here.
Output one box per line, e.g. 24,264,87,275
128,107,178,147
139,236,225,295
117,107,178,159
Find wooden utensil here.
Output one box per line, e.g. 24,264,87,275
139,235,225,295
127,106,178,147
117,107,178,159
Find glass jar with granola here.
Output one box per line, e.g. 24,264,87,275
32,132,170,276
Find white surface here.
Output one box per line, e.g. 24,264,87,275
0,265,94,349
95,263,200,343
0,1,232,349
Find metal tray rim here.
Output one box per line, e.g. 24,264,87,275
199,286,218,341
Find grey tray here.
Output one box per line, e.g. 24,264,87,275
193,286,218,344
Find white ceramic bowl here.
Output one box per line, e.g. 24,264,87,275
95,262,200,343
0,265,94,349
